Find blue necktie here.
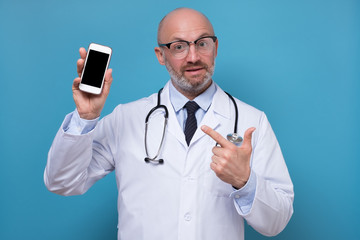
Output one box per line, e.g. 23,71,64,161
184,101,200,145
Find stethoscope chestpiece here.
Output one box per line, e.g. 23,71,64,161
144,157,164,165
227,133,243,147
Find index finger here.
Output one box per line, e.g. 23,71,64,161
201,125,233,148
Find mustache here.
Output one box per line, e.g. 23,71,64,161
181,61,208,71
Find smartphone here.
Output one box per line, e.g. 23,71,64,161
79,43,112,95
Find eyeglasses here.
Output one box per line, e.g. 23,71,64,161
159,36,217,59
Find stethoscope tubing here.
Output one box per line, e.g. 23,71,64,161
224,92,238,134
144,88,240,164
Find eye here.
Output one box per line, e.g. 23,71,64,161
171,42,186,52
197,40,208,48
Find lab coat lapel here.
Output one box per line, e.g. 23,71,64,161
161,83,188,147
161,82,231,147
191,85,231,145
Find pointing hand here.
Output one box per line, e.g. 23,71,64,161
201,125,256,189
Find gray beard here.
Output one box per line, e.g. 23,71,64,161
164,59,215,96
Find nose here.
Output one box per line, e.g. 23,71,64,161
185,43,200,63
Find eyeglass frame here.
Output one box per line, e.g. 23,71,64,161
158,36,217,57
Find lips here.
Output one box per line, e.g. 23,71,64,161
185,67,204,72
184,68,205,77
182,63,208,76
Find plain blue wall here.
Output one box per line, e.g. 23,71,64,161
0,0,359,239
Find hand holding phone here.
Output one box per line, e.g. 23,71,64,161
72,44,113,120
79,43,112,94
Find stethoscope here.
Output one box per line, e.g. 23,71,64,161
144,88,243,164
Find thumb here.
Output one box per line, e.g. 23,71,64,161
241,127,256,148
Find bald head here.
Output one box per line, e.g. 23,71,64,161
157,8,215,44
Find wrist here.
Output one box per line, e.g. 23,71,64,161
77,109,100,120
233,180,248,190
79,113,100,120
233,169,251,189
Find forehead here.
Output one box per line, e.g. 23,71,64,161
159,9,214,42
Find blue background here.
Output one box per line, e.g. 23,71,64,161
0,0,359,239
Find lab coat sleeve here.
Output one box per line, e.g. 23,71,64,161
44,108,118,196
236,113,294,236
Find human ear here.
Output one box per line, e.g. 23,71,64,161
154,47,165,65
214,39,218,57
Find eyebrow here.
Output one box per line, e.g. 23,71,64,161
169,33,214,42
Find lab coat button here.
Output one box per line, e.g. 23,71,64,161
184,213,192,221
234,194,240,199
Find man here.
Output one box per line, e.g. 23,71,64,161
45,8,294,240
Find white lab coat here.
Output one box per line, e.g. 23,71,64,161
44,82,294,240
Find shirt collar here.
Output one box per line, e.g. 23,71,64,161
169,80,216,113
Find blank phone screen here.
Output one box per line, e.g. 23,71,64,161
81,49,110,88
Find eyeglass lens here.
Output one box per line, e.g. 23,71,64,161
169,37,215,58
